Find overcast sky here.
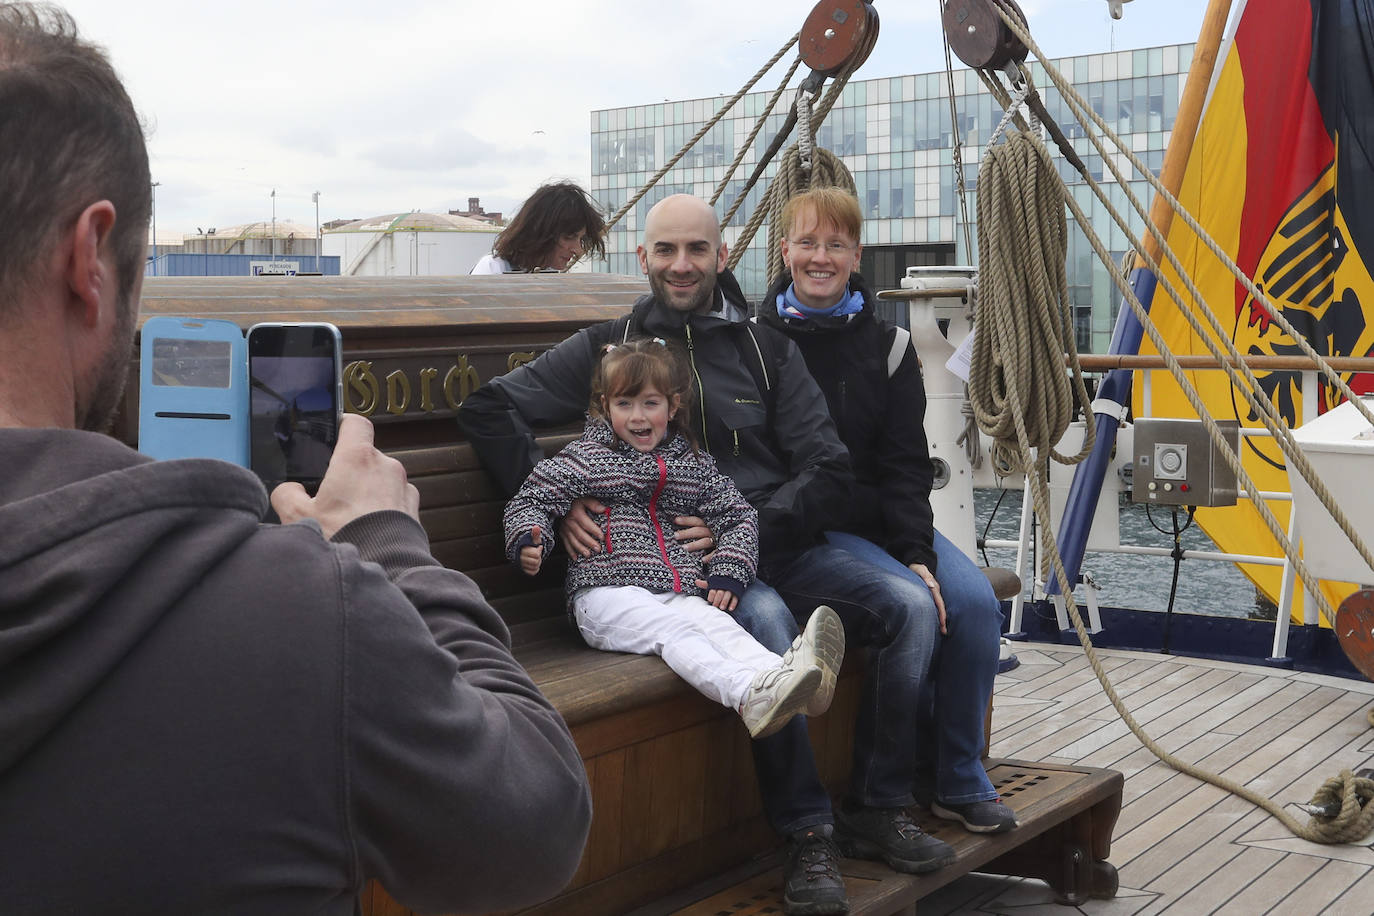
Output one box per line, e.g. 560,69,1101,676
53,0,1209,241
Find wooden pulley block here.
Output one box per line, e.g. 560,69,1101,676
1335,588,1374,682
800,0,880,76
942,0,1030,71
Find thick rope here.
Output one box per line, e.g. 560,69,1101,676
1303,771,1374,844
970,131,1094,474
975,9,1374,843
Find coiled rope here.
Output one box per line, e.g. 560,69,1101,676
969,130,1094,476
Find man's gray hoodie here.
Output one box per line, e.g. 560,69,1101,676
0,429,590,915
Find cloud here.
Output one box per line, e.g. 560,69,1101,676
58,0,1205,238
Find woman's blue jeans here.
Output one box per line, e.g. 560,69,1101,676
825,529,1004,804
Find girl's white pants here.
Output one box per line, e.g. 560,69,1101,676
572,585,783,709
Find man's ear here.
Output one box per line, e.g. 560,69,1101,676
66,200,119,328
716,242,729,274
637,244,649,275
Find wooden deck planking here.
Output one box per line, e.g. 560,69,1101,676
1272,859,1373,915
1212,849,1329,916
924,644,1374,916
1155,844,1284,914
1310,864,1374,915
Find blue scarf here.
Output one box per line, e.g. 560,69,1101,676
775,282,865,320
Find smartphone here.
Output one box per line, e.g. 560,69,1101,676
138,317,249,465
247,322,343,493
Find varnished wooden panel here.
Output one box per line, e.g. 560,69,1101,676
137,274,644,332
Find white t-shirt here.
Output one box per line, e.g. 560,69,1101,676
470,254,513,275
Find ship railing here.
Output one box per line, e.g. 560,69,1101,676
981,353,1374,667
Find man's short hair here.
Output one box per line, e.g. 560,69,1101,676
780,187,863,242
0,2,150,309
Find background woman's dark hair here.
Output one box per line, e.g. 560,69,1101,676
494,181,607,270
589,338,696,449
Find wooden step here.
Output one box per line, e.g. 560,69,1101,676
631,759,1123,916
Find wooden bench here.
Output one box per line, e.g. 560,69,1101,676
120,273,1121,915
359,439,1125,916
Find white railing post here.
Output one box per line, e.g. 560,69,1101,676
1007,482,1036,636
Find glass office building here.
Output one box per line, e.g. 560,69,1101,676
589,43,1194,353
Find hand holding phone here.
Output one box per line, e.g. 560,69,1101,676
271,414,419,539
248,322,342,493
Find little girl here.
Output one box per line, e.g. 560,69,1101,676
504,338,844,739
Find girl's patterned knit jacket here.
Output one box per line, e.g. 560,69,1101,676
503,417,758,601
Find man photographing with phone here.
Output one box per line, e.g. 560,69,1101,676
0,4,590,914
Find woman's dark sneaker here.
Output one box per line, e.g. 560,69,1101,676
931,797,1018,833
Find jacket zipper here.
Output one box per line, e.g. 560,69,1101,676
684,324,710,453
838,379,847,425
648,453,682,592
732,430,740,457
603,506,613,554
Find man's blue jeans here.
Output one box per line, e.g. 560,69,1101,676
825,530,1004,805
732,543,940,834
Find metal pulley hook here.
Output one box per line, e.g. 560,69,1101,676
944,0,1086,172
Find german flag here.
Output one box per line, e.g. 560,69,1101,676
1143,0,1374,617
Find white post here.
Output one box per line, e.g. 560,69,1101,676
1007,481,1036,635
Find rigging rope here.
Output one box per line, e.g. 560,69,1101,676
994,6,1374,598
970,130,1094,475
727,48,866,279
971,4,1374,845
600,32,800,238
711,55,804,209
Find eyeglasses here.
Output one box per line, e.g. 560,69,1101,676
788,238,857,254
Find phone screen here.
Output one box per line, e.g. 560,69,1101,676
248,324,340,491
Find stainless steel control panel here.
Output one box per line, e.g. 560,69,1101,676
1131,418,1240,507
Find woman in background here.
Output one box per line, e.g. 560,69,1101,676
471,181,606,273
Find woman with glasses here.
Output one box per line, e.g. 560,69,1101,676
471,181,606,273
757,186,1017,836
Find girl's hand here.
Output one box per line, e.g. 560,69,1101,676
702,584,738,612
520,525,545,576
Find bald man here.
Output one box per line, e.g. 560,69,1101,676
461,193,951,915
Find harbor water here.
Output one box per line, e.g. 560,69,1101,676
974,488,1275,620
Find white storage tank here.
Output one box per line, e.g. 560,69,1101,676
323,212,500,277
201,220,319,257
1288,395,1374,583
